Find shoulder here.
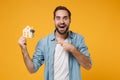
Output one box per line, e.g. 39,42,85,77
37,32,54,45
70,31,84,40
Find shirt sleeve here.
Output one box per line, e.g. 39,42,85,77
78,37,90,56
32,40,45,72
78,36,92,64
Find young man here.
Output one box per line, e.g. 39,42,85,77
18,6,92,80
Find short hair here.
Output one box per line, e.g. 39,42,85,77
53,6,71,19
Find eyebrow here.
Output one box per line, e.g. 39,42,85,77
55,16,68,18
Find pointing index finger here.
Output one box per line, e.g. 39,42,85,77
56,41,63,46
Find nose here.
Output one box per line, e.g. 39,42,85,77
60,19,64,24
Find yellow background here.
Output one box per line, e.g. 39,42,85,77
0,0,120,80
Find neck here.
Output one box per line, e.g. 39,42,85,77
55,31,68,41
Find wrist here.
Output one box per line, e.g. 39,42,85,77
21,47,28,55
70,46,77,53
20,45,27,50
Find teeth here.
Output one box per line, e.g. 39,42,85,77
59,26,65,28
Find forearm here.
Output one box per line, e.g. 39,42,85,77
21,47,35,73
70,47,92,70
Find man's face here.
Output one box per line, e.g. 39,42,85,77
54,10,71,35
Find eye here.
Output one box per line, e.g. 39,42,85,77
64,16,68,20
55,16,60,20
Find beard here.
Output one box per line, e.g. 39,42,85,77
55,24,69,35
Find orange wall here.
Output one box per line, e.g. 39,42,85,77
0,0,120,80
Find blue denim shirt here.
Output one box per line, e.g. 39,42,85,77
32,31,91,80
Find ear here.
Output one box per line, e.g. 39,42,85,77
53,18,55,24
69,19,71,23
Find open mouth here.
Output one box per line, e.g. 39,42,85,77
58,25,66,30
59,24,66,28
56,25,68,34
59,25,65,28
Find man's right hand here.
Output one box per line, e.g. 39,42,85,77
18,36,35,73
18,36,27,49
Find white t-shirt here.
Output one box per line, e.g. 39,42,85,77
54,40,69,80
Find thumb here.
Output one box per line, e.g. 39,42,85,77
56,41,63,45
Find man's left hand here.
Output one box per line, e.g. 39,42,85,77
56,41,76,53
